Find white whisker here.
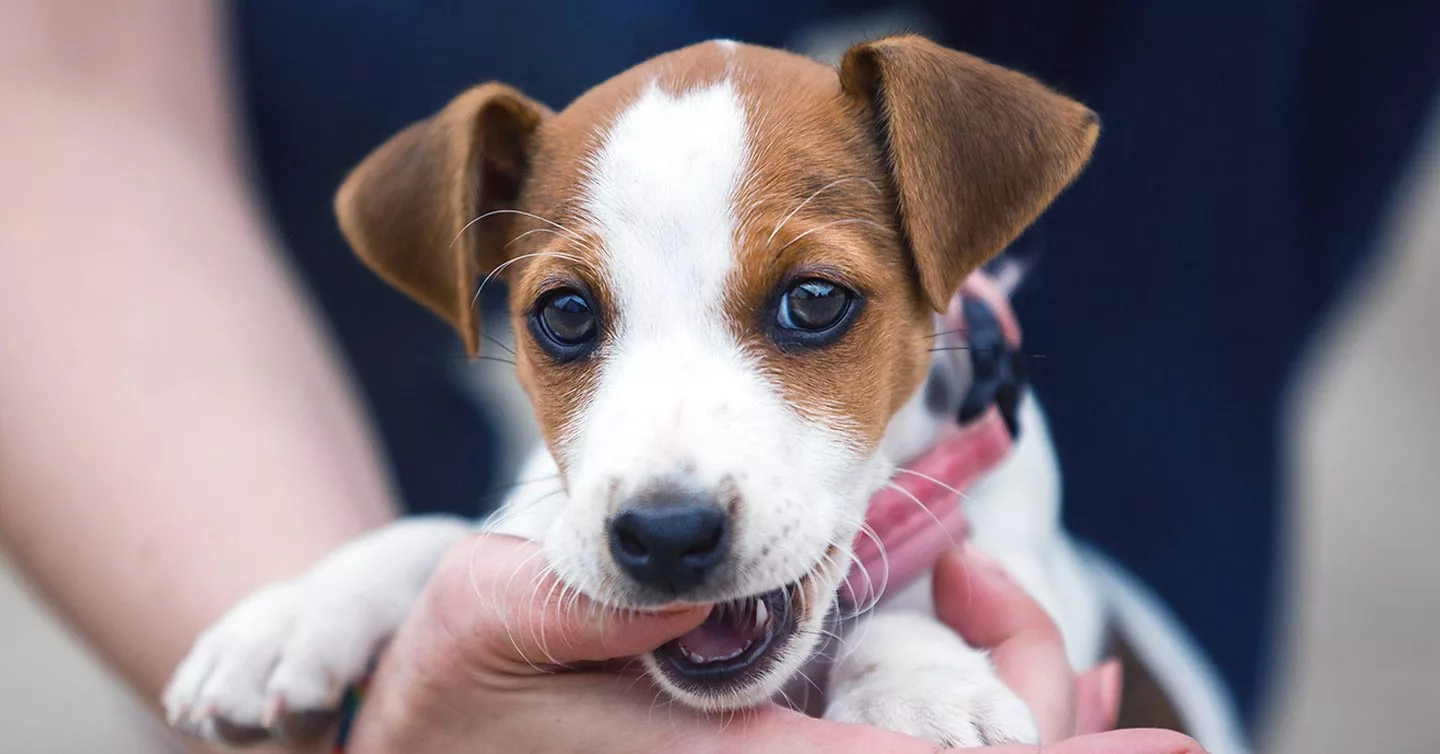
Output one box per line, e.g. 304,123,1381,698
883,480,959,551
451,208,595,253
471,250,586,309
765,176,878,247
471,544,549,675
504,226,576,249
892,467,977,505
774,217,888,254
850,521,890,617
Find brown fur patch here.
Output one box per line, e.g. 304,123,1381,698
335,83,552,356
722,44,933,449
840,35,1100,311
504,250,607,476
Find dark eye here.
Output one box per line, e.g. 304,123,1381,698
533,288,598,356
769,277,860,351
778,278,851,331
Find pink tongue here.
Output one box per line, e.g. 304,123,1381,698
676,607,760,662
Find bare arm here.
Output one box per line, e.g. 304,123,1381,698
0,0,395,717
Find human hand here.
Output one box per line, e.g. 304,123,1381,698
340,534,1201,753
935,543,1127,746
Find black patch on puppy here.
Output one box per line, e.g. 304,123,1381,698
924,362,957,415
957,297,1027,439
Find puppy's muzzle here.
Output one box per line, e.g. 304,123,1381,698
608,496,730,595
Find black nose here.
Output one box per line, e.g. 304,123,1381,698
609,504,729,594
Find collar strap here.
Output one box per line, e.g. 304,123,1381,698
843,271,1025,608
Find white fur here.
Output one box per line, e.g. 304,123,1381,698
164,76,1247,752
964,398,1108,670
827,611,1037,746
163,517,469,738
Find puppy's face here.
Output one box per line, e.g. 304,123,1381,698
337,37,1096,709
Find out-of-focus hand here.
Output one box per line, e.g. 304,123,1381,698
343,535,1202,753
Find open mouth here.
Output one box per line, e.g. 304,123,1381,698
654,586,798,690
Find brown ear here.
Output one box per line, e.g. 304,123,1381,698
335,84,551,355
840,35,1099,311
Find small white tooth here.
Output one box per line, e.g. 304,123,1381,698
754,600,769,629
685,649,707,664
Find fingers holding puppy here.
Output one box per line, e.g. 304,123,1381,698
419,533,710,670
933,544,1127,744
342,534,1200,754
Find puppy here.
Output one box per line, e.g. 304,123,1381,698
164,36,1249,751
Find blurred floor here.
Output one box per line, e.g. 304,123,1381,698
0,104,1436,754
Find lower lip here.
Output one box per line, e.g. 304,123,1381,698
654,587,797,687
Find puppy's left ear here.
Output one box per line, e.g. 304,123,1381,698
840,35,1099,311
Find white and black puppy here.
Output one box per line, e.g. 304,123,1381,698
164,36,1248,751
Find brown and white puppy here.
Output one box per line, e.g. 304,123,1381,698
163,37,1249,751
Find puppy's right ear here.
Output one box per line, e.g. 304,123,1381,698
840,36,1098,313
335,84,551,356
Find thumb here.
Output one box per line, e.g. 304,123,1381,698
934,545,1074,742
1074,659,1123,734
426,533,710,668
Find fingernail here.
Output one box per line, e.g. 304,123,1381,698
1097,657,1124,731
1101,657,1123,700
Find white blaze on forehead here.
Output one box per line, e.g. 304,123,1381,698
569,73,869,491
566,77,760,472
583,78,746,322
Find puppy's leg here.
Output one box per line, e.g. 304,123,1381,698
163,515,471,744
164,446,567,745
825,610,1038,747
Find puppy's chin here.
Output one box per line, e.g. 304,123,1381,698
637,566,842,713
640,626,823,712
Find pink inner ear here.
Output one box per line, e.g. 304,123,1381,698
843,406,1012,608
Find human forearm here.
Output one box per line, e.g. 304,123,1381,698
0,81,397,704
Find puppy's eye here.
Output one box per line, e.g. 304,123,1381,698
777,279,851,332
534,289,598,355
769,277,860,352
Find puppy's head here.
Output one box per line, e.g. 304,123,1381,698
336,36,1096,709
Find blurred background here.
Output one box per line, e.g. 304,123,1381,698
2,2,1438,752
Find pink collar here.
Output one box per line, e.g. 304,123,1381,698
843,272,1022,607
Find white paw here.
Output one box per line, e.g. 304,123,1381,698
825,612,1039,747
162,518,468,746
825,666,1038,747
162,578,389,746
